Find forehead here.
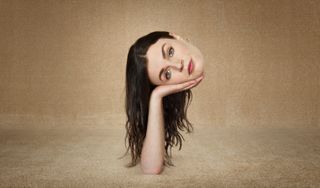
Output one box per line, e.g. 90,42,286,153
146,38,171,58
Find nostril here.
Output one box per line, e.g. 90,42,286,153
180,60,184,71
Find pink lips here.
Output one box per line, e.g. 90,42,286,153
188,58,194,75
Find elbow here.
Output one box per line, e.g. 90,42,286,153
141,164,164,175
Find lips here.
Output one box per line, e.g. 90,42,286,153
188,58,194,75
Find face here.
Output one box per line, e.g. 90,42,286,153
145,34,204,85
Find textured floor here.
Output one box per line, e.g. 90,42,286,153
0,123,320,187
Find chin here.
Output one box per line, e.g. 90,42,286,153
190,51,204,79
192,71,203,79
193,55,204,72
193,62,204,78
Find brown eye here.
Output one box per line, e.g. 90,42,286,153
168,47,174,57
165,69,171,80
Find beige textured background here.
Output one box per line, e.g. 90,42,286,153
0,0,319,128
1,1,320,187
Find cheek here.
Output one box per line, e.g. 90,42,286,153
172,72,189,84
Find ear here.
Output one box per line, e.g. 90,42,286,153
169,32,182,40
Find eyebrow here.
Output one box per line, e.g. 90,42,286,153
159,43,167,81
161,43,166,59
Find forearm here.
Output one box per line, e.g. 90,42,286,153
140,93,165,174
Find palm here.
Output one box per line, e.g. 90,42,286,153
152,75,204,98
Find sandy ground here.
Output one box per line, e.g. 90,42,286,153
0,122,320,187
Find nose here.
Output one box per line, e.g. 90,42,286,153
170,59,184,72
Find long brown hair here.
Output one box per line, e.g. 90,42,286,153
120,31,193,167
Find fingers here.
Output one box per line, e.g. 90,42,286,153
170,32,191,44
184,81,201,90
192,75,204,87
169,32,180,40
167,77,199,92
183,75,204,90
174,79,197,91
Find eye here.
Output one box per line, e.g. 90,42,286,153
168,47,174,57
165,69,171,80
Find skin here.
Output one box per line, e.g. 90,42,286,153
140,33,204,175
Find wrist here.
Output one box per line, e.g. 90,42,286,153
150,90,163,102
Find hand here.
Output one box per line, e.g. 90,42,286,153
152,75,204,99
170,32,190,43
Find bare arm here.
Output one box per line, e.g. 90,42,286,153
140,75,204,175
140,93,165,174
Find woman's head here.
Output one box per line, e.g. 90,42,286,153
146,32,204,85
126,31,204,89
